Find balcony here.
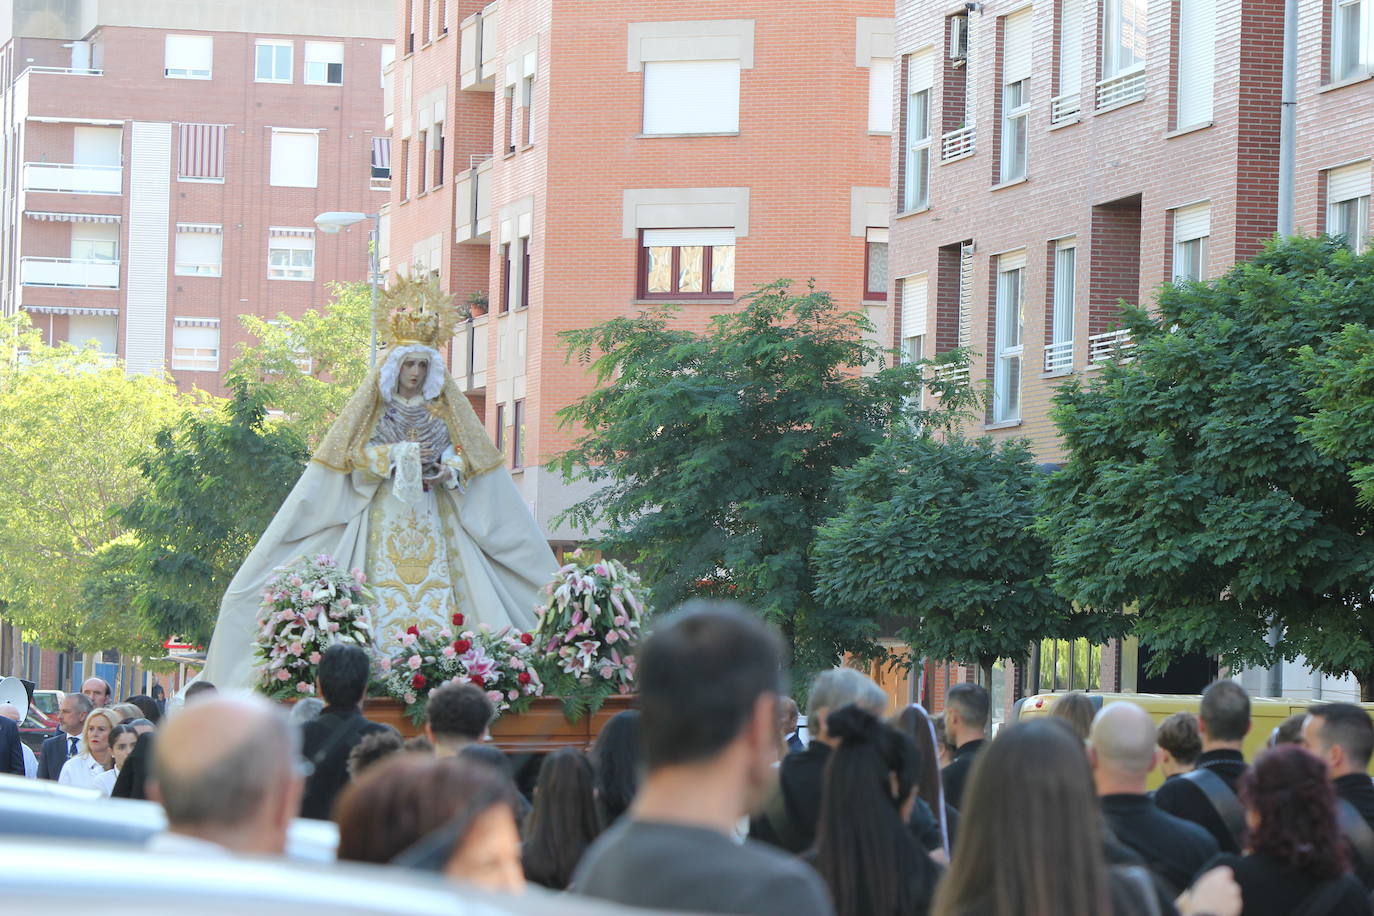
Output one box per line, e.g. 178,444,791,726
1044,339,1074,373
1050,92,1082,125
21,256,120,288
459,4,499,91
21,66,103,78
1088,329,1134,364
1096,68,1147,112
453,155,494,243
23,162,121,195
941,126,976,162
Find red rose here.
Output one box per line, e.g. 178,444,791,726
453,639,472,653
517,671,532,685
452,613,465,626
519,632,533,645
411,673,427,689
470,674,486,687
406,625,420,636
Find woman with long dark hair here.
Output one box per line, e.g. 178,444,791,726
812,705,941,916
522,748,604,890
892,704,958,857
591,710,641,825
1205,746,1369,915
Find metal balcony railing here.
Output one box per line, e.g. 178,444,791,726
21,256,120,288
23,162,121,194
1088,329,1134,363
1044,339,1074,373
1050,92,1082,125
1096,68,1147,112
941,125,976,161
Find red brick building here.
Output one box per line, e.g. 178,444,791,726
386,1,897,542
0,0,393,395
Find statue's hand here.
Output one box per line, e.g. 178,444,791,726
423,466,454,487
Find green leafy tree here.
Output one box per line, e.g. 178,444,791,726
1299,323,1374,505
0,315,191,652
554,280,975,672
116,369,310,645
232,281,372,445
1039,237,1374,697
813,435,1126,686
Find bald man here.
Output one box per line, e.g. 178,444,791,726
0,705,34,777
147,695,303,856
81,678,112,708
1089,702,1219,895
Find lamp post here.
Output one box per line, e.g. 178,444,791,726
314,211,381,367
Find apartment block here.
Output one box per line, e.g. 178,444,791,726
0,0,393,394
387,1,896,541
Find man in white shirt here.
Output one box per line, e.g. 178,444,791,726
0,704,37,777
37,693,91,780
148,694,303,856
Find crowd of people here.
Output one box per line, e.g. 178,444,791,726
11,603,1374,915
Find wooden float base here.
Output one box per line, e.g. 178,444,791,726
360,694,637,753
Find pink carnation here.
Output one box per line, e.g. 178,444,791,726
605,630,619,645
508,689,519,701
379,656,393,672
276,669,291,681
288,642,304,657
401,632,417,647
407,654,423,670
289,576,303,587
296,682,312,694
442,645,457,658
309,651,321,665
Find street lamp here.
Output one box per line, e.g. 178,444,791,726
314,211,381,367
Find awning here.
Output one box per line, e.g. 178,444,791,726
22,305,119,316
269,227,314,238
371,137,391,170
25,211,121,223
176,223,222,234
173,316,219,328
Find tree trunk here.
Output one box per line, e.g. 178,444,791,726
1360,669,1374,703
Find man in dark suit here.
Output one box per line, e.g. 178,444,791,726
299,644,387,820
779,696,803,753
1153,679,1250,853
1302,702,1374,890
940,683,990,811
37,692,93,780
0,712,24,775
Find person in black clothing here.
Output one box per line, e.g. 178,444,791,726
892,703,958,857
299,644,388,820
939,683,989,812
1089,702,1220,895
1202,745,1370,916
1157,711,1202,781
523,748,603,890
1303,702,1374,891
749,666,888,853
592,709,642,826
1154,679,1250,853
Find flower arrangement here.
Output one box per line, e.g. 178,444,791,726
531,551,649,717
253,554,374,701
377,613,544,724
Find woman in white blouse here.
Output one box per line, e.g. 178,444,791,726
94,723,138,797
58,707,120,790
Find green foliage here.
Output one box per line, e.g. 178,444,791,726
231,282,372,445
1299,322,1374,505
553,280,976,673
116,369,309,645
1039,236,1374,692
0,314,191,652
813,434,1125,679
79,537,164,658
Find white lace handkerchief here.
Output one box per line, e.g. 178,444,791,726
392,441,424,505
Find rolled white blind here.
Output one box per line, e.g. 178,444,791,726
999,248,1028,272
643,60,741,134
642,228,735,247
909,49,935,93
1003,9,1034,84
173,325,219,350
868,57,894,131
1329,162,1372,202
901,275,928,339
306,41,344,65
1174,203,1211,242
1052,240,1076,346
165,35,212,73
176,232,221,265
69,315,117,354
1059,0,1083,93
866,227,890,243
270,131,319,188
1176,0,1216,126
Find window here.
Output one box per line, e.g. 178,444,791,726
899,274,928,366
432,128,445,187
941,13,976,161
1000,10,1032,184
500,242,512,312
255,40,292,83
494,403,506,454
1047,240,1076,372
405,0,416,52
171,323,220,371
417,130,428,192
521,74,535,146
511,399,526,469
74,126,122,166
504,86,517,154
1333,0,1371,81
399,138,410,200
1176,0,1216,126
165,35,212,79
1173,203,1210,281
519,237,531,309
71,223,119,263
371,138,391,180
179,124,226,181
993,251,1025,423
68,315,117,356
638,229,736,299
643,60,741,135
269,130,318,188
1102,0,1147,78
1327,162,1371,251
868,57,894,132
1035,638,1102,692
175,225,223,276
1054,0,1084,118
304,42,344,85
865,228,888,300
903,51,933,211
268,231,315,280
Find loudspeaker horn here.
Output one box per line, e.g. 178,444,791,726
0,676,29,725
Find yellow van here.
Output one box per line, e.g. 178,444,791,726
1013,692,1374,789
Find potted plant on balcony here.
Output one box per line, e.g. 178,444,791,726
466,290,488,318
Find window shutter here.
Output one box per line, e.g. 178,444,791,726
269,130,319,188
1059,0,1083,93
165,35,212,74
642,228,735,247
1174,202,1211,242
909,49,935,93
1003,9,1033,84
866,227,890,244
74,126,122,167
306,41,345,65
1052,240,1076,346
175,231,222,268
178,123,225,179
901,275,928,339
1176,0,1216,126
868,57,894,131
68,315,117,354
173,324,220,349
643,60,740,134
999,248,1028,272
1328,162,1372,203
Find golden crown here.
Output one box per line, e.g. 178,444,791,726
377,273,461,349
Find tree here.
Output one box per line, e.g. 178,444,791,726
115,369,310,645
0,315,192,652
812,435,1125,686
1039,237,1374,697
554,280,974,672
231,281,372,445
1299,323,1374,505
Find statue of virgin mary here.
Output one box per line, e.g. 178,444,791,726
200,277,558,689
